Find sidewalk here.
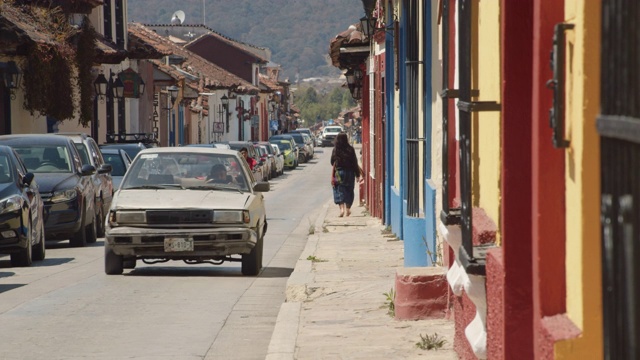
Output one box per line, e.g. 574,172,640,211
266,185,457,359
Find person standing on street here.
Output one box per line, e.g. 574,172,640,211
331,132,362,217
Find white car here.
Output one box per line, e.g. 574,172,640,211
270,143,285,176
104,147,270,276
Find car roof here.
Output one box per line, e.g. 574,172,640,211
136,147,239,156
0,134,75,145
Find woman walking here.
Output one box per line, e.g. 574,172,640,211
331,132,362,217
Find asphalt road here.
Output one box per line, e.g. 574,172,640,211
0,147,332,360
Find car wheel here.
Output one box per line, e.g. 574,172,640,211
32,216,46,261
105,246,123,275
123,257,137,269
85,215,97,244
69,209,88,247
95,198,105,238
241,231,263,276
11,217,33,267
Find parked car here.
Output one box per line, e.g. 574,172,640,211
254,145,273,180
271,140,296,170
255,141,278,178
99,148,131,193
270,144,285,176
0,134,97,247
291,128,315,154
320,125,344,147
99,142,153,160
281,132,311,163
56,133,113,237
226,141,266,182
104,147,270,275
269,134,299,166
0,145,46,266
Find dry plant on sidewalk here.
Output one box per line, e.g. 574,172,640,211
306,255,327,263
415,332,447,350
382,288,395,317
422,235,443,267
308,219,315,235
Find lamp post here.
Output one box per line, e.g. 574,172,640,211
0,61,22,101
165,85,179,146
94,69,125,142
221,94,230,135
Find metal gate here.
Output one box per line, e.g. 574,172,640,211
598,1,640,358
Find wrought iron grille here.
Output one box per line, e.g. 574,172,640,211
598,0,640,358
405,0,421,217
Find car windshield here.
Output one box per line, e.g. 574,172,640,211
274,142,291,151
120,152,250,192
13,145,73,173
102,152,127,176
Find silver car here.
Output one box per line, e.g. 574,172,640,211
104,147,269,275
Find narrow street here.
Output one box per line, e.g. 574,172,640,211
0,149,331,360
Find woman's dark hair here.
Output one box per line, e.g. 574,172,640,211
335,132,349,148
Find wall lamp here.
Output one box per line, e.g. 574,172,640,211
345,68,363,100
93,70,124,102
0,61,22,100
360,12,397,38
221,94,230,133
164,85,179,110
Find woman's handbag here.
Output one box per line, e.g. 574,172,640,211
331,163,342,186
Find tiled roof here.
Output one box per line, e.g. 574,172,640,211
329,24,369,70
127,22,173,60
95,35,127,64
0,1,72,55
128,23,258,93
259,74,281,92
142,24,270,62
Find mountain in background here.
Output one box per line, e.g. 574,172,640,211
127,0,364,82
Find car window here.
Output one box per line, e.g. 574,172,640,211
74,143,91,166
121,152,250,192
88,139,104,166
102,153,127,176
14,145,73,173
0,154,12,183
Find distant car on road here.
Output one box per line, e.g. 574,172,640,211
104,147,269,275
0,145,46,266
99,142,153,161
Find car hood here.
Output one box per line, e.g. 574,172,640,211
34,173,79,193
113,189,254,210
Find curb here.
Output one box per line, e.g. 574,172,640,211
266,200,331,360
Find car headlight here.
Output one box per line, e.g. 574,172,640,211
51,189,77,203
110,211,146,225
213,210,250,224
0,195,21,215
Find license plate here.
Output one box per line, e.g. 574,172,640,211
164,237,194,252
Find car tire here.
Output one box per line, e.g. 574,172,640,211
32,217,46,261
85,216,97,244
95,198,105,238
11,217,33,267
123,257,137,269
105,246,123,275
241,231,263,276
69,209,88,247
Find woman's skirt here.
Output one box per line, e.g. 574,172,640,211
332,168,356,207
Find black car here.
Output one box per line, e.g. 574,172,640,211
98,142,152,160
0,145,46,266
0,135,97,247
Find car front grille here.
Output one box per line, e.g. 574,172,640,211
146,210,213,225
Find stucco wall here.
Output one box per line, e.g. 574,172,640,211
474,0,502,239
556,1,603,358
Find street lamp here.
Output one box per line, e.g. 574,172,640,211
0,61,22,100
221,94,230,133
93,73,108,97
360,15,376,38
138,77,145,96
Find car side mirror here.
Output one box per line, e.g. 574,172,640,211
253,181,270,192
22,172,35,186
80,164,96,176
98,163,112,174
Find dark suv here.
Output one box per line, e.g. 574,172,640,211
57,133,112,237
0,135,98,247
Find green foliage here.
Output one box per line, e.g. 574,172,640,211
306,255,327,263
383,288,395,317
296,84,355,126
74,19,98,126
415,333,447,351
